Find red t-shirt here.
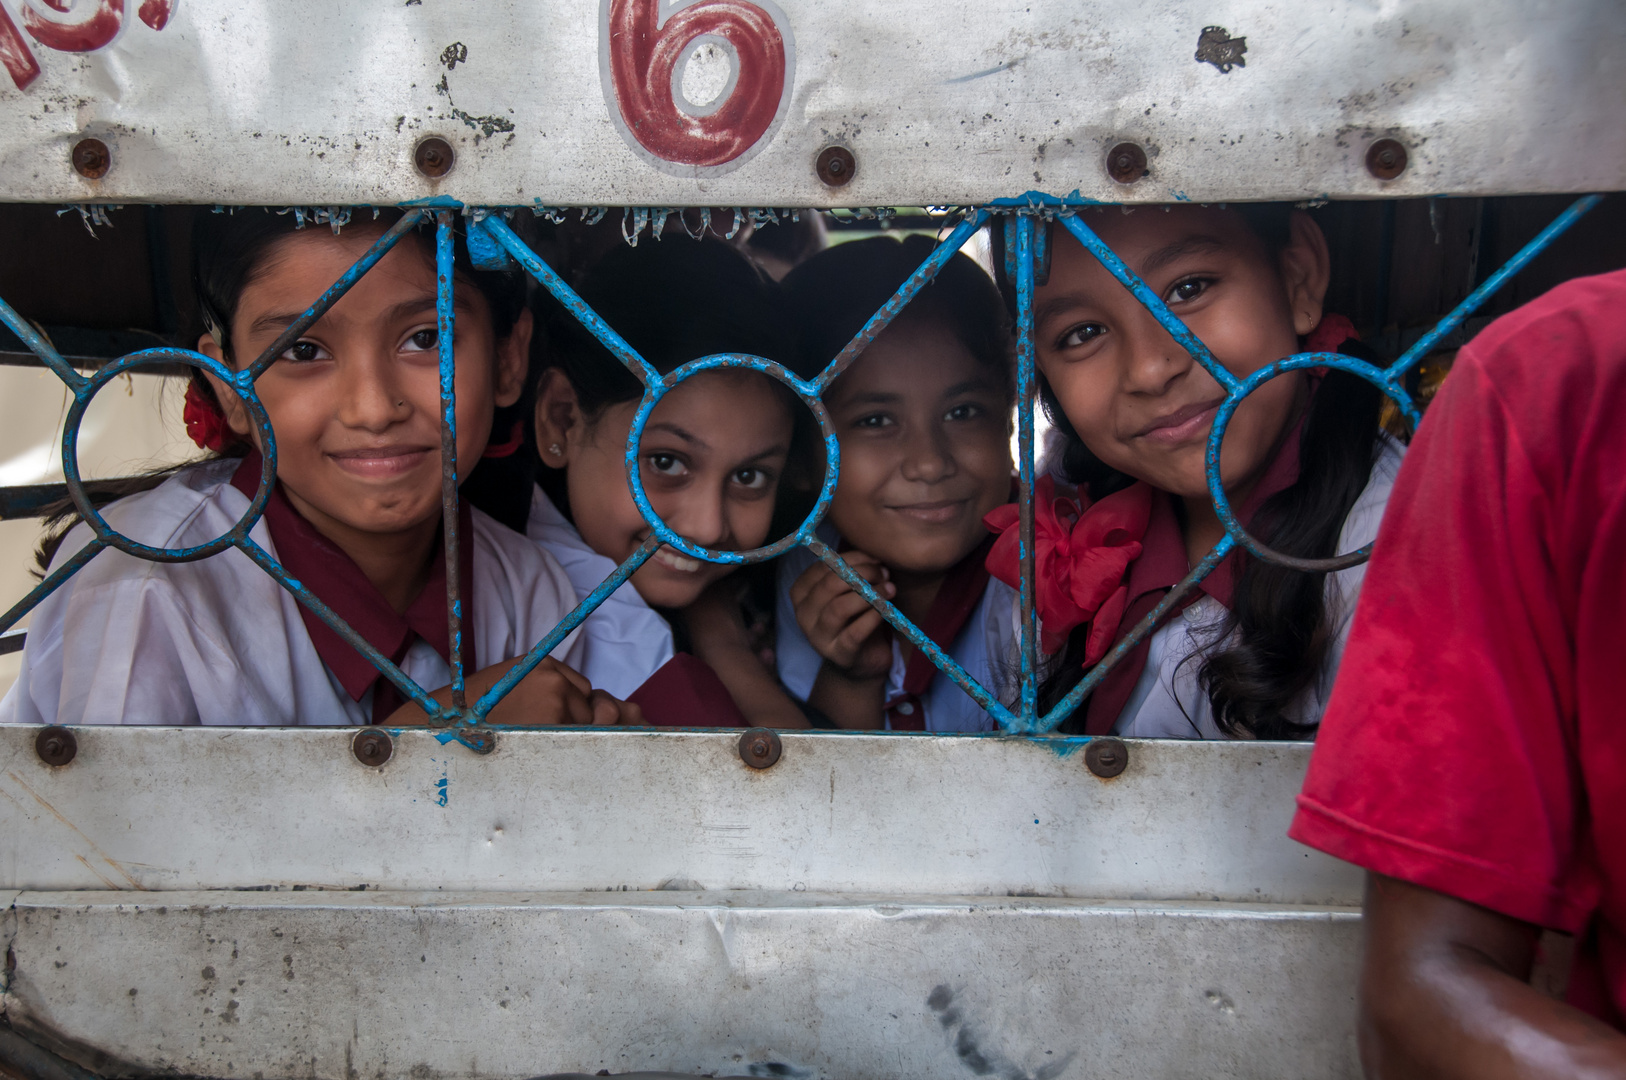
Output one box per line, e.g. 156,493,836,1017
1290,268,1626,1028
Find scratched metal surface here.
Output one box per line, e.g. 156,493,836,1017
0,0,1620,205
1,890,1362,1080
0,727,1359,903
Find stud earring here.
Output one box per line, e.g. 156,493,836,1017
548,443,563,458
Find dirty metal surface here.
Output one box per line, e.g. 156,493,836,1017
0,727,1358,904
0,0,1620,205
2,889,1362,1080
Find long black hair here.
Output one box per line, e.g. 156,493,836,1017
36,208,527,570
994,208,1385,739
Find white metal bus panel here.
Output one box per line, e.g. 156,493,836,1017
2,890,1362,1080
0,727,1359,904
0,0,1620,206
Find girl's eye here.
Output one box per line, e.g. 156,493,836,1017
945,402,982,422
732,467,771,490
1166,278,1212,304
646,452,687,477
279,340,327,364
403,328,439,352
1058,323,1107,349
854,413,893,430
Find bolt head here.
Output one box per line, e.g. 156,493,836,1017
1084,737,1129,779
351,729,394,768
1365,138,1408,181
739,728,783,770
414,137,455,179
1106,142,1148,185
35,725,78,767
815,145,856,188
71,138,110,180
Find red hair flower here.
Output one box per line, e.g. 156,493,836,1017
985,475,1152,666
183,380,232,452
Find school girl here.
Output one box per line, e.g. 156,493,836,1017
524,238,816,727
2,209,634,727
773,236,1018,731
1001,204,1404,739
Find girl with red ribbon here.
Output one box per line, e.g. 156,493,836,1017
985,205,1403,739
6,210,640,729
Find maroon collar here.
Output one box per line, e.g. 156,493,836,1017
231,454,476,713
1081,413,1305,734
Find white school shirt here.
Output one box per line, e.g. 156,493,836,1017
1113,434,1407,739
1,460,585,726
774,529,1017,732
524,484,673,699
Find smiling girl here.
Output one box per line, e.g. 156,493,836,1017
525,238,815,726
774,236,1018,731
3,209,633,728
1001,205,1404,739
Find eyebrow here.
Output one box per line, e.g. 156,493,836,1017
244,295,447,340
643,423,790,462
1138,235,1229,276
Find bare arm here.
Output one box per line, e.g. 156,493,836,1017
1359,873,1626,1079
684,580,811,728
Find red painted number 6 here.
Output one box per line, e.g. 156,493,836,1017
601,0,794,174
1,0,174,91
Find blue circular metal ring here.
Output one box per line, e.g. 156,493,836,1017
61,348,279,563
1204,351,1419,573
624,353,839,565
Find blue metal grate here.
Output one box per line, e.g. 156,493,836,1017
0,194,1603,743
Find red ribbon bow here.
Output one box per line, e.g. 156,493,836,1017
1305,313,1359,354
183,381,233,452
984,475,1152,666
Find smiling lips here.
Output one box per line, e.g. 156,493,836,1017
887,499,969,525
652,546,702,573
1137,397,1226,445
326,445,435,478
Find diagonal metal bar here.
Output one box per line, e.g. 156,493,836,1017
234,535,449,724
1037,535,1236,733
805,536,1018,731
478,215,663,388
471,537,662,722
0,295,86,392
1013,215,1040,729
812,210,989,394
242,209,426,381
0,537,107,634
1384,193,1603,379
434,211,466,711
1056,214,1238,393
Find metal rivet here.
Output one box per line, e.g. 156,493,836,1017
351,729,393,768
414,137,455,179
71,138,110,180
815,145,856,187
739,729,782,770
1084,737,1128,779
1365,138,1408,181
1106,142,1148,185
35,725,77,767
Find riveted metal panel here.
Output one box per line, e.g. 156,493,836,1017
0,727,1359,903
3,890,1362,1080
0,0,1619,205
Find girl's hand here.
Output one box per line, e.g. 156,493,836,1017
790,553,895,681
384,656,643,727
